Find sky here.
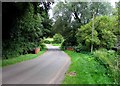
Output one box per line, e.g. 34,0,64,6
110,0,119,7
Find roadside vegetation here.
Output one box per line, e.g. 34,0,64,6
51,1,120,84
63,50,118,84
2,2,52,67
1,49,46,67
43,33,63,47
2,1,120,84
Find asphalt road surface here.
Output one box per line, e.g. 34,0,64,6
2,44,71,84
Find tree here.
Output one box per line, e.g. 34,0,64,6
2,2,52,59
53,33,64,44
116,1,120,39
52,1,113,47
76,16,117,51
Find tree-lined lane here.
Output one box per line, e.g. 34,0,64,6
2,44,70,84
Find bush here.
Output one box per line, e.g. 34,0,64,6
2,3,44,59
76,16,117,51
39,43,46,50
93,49,118,83
74,43,88,52
53,33,64,44
74,46,81,52
61,36,78,51
93,48,117,67
44,40,51,44
38,39,46,50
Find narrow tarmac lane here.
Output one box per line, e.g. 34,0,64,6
2,44,71,84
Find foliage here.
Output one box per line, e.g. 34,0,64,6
3,3,41,59
1,49,46,67
93,49,118,84
93,49,117,68
44,40,51,44
76,16,117,51
116,1,120,59
53,33,64,44
39,39,46,50
53,2,113,47
2,2,52,59
74,44,87,52
63,50,114,84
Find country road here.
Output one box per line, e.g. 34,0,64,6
2,44,71,84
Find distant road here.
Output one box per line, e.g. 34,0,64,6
2,44,71,84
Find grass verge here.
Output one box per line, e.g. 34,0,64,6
45,37,53,41
1,49,46,67
52,43,61,46
63,50,114,84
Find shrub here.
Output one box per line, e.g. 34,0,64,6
93,48,117,67
93,49,118,83
53,33,64,44
74,43,88,52
2,3,44,59
60,44,66,50
61,36,78,51
44,40,51,44
38,39,46,50
74,46,81,53
76,16,117,51
39,43,46,50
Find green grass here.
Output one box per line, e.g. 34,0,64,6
63,50,114,84
1,49,46,67
52,43,61,46
44,37,53,41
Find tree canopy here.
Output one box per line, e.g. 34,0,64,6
2,2,52,59
76,16,117,51
52,1,113,46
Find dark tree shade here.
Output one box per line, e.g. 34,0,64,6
2,2,52,59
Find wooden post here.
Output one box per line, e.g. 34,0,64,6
91,11,95,53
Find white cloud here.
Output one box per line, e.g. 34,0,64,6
110,0,119,8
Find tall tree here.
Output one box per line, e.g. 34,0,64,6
52,1,113,46
2,2,52,59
